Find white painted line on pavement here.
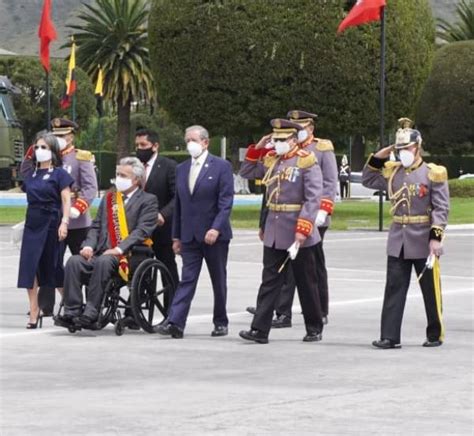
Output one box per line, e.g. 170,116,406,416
1,287,471,339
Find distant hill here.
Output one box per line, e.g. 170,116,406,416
0,0,462,58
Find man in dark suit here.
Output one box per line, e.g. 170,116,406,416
135,128,179,289
55,157,158,328
157,125,234,338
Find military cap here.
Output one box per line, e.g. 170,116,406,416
286,110,318,127
395,128,422,149
51,118,79,135
270,118,303,140
397,117,414,129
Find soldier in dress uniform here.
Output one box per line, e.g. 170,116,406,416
21,119,98,314
245,110,338,328
238,119,324,343
362,118,449,349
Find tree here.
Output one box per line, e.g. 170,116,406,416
148,0,435,168
416,41,474,156
69,0,155,158
437,0,474,44
0,56,95,146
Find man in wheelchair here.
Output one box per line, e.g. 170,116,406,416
55,157,158,329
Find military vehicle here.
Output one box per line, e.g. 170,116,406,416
0,75,24,189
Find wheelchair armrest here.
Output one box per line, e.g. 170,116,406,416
130,245,154,258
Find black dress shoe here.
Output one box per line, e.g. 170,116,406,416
372,339,401,349
303,331,322,342
122,316,140,330
271,314,292,329
211,325,228,337
73,314,97,328
422,339,443,347
239,329,268,344
322,315,328,325
156,322,183,338
54,314,75,328
246,306,256,315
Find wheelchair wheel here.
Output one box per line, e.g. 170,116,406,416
96,278,120,329
130,258,176,333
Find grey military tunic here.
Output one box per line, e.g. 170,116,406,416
300,137,338,227
362,156,449,259
240,146,323,250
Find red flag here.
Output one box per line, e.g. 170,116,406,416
38,0,57,72
337,0,386,34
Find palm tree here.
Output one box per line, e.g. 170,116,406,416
437,0,474,44
69,0,155,158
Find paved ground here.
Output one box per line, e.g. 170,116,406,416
0,226,473,436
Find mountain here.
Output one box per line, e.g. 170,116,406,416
0,0,463,58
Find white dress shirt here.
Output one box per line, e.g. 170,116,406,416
145,153,157,181
189,150,208,194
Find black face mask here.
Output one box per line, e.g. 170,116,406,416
136,148,155,164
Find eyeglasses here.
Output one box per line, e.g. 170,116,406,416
34,145,48,150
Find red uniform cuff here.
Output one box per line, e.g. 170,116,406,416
245,144,270,162
320,199,334,215
295,218,314,237
73,198,89,215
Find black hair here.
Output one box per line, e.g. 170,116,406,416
135,128,160,145
32,131,63,167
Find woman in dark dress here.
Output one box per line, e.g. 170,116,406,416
18,132,73,328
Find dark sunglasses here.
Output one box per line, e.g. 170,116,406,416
34,145,49,150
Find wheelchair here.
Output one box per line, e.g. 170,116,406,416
57,246,176,336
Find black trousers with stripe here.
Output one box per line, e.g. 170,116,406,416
274,226,329,318
379,254,444,343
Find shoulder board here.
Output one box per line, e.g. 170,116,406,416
315,138,334,152
263,152,278,168
427,163,448,183
76,149,93,161
296,151,317,169
382,161,402,179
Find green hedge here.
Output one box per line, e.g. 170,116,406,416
448,178,474,198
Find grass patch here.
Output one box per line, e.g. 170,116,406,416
0,199,472,229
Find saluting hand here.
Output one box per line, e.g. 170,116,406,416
255,133,273,150
374,144,395,159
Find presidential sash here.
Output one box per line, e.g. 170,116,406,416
106,191,130,282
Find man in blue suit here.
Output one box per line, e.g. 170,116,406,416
157,125,234,338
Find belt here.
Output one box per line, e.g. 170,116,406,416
268,203,302,212
393,215,430,225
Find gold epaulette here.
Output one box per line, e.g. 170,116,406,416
427,163,448,183
315,138,334,152
382,161,402,179
296,149,317,169
76,149,93,161
263,152,278,168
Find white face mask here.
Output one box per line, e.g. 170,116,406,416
187,141,203,158
275,141,291,156
297,130,309,143
399,149,415,168
35,148,52,162
57,137,67,151
115,176,133,192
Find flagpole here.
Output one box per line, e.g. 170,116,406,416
377,5,386,232
46,71,51,130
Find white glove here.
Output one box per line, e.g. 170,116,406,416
287,241,300,260
315,210,328,227
70,207,81,219
425,254,436,269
